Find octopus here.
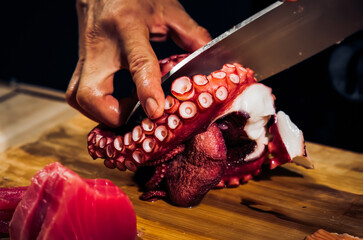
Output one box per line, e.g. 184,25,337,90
87,54,313,207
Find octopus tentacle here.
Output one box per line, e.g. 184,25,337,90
145,164,167,189
87,54,312,206
143,144,185,167
139,190,167,202
88,61,263,171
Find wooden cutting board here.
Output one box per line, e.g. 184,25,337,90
1,114,362,240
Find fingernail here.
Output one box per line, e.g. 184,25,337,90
145,97,158,118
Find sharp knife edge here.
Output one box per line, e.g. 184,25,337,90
126,1,283,124
126,0,363,124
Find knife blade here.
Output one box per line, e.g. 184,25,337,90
126,0,363,125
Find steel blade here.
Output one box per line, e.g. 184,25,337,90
126,0,363,124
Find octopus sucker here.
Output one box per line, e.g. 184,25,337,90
123,132,135,150
197,92,213,110
193,74,209,91
87,54,313,207
178,101,197,119
154,125,168,142
104,159,116,169
167,114,181,129
211,70,227,85
222,63,236,73
228,73,240,85
171,76,195,101
142,137,156,153
214,86,228,102
115,156,126,171
164,95,180,114
131,126,145,143
113,136,124,151
141,118,155,135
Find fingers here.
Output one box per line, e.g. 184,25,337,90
68,0,211,128
68,5,165,127
66,60,82,110
66,2,101,124
76,55,125,127
166,6,212,52
67,58,134,127
149,24,169,42
121,25,165,120
74,17,132,126
65,60,100,123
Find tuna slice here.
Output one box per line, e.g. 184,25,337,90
9,162,137,240
0,187,28,234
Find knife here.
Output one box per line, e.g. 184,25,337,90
126,0,363,125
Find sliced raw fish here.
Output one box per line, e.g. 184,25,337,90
10,162,137,240
0,186,28,210
0,187,28,233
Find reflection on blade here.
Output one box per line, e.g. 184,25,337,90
126,0,363,125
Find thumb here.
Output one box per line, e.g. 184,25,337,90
122,26,165,120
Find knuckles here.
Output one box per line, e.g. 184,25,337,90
127,52,160,82
75,85,96,110
65,88,75,107
197,26,211,40
128,54,151,75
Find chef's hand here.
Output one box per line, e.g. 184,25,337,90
66,0,211,127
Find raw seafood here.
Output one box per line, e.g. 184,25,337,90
8,162,137,240
87,55,313,207
0,187,27,233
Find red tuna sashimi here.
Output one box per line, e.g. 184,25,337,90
0,187,28,233
0,187,28,210
10,162,137,240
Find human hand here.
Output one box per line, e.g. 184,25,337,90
66,0,211,127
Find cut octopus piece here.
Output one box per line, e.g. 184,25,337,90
269,111,313,169
87,54,313,207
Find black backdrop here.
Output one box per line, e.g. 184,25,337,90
1,0,362,152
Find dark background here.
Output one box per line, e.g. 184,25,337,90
0,0,362,152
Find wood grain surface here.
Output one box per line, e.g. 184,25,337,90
0,114,362,240
0,83,78,152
